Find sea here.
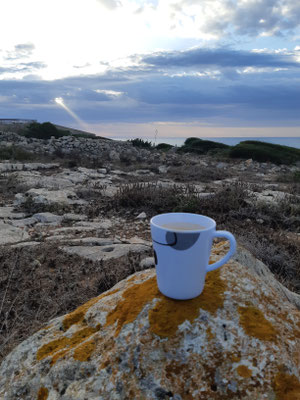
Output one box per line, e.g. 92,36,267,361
111,136,300,149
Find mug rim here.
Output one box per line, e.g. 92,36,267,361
150,212,216,233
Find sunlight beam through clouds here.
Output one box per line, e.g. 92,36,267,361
54,97,92,132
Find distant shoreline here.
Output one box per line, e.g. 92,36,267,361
110,136,300,149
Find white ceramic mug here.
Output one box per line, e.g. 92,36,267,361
150,212,236,300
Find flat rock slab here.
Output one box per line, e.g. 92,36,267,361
254,190,293,205
0,163,59,172
73,220,112,229
0,221,30,244
32,212,63,224
61,243,150,261
62,213,87,222
0,206,26,220
15,188,86,206
66,237,121,246
9,217,37,228
13,171,75,190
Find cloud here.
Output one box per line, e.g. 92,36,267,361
0,61,47,76
140,0,300,40
0,45,299,127
96,0,121,9
5,43,35,60
231,0,300,36
142,47,300,69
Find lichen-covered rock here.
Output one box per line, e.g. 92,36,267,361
0,242,300,399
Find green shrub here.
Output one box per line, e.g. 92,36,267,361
0,145,35,161
156,143,173,151
72,132,96,139
24,122,71,140
178,137,229,155
128,138,153,149
229,141,300,165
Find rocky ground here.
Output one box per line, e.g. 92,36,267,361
0,131,299,363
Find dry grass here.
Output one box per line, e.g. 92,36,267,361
0,243,152,363
168,164,231,183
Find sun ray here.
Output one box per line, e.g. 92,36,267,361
54,97,91,132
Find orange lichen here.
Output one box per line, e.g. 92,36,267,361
206,327,215,340
127,275,139,283
294,321,300,339
63,298,100,331
51,349,69,365
238,305,277,341
237,365,252,378
105,276,160,336
73,339,96,362
231,355,241,363
105,269,225,338
41,325,52,330
149,269,226,337
273,369,300,400
165,361,183,379
36,325,100,364
37,387,49,400
62,289,119,331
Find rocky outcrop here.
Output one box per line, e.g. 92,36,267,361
1,242,299,399
0,131,162,164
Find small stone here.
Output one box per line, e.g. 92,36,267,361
136,212,147,219
140,257,155,268
158,165,168,174
33,212,63,224
216,162,227,169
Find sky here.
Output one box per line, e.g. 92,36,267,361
0,0,300,140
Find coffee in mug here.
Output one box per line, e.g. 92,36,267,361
160,222,206,231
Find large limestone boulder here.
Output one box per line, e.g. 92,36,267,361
0,242,300,399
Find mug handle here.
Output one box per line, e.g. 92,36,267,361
206,231,236,272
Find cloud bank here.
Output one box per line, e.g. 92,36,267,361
0,47,299,130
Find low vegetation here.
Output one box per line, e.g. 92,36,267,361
175,137,300,165
156,143,173,151
0,243,151,362
229,140,300,165
128,138,153,149
168,164,231,183
178,137,230,155
23,122,71,139
0,145,35,161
